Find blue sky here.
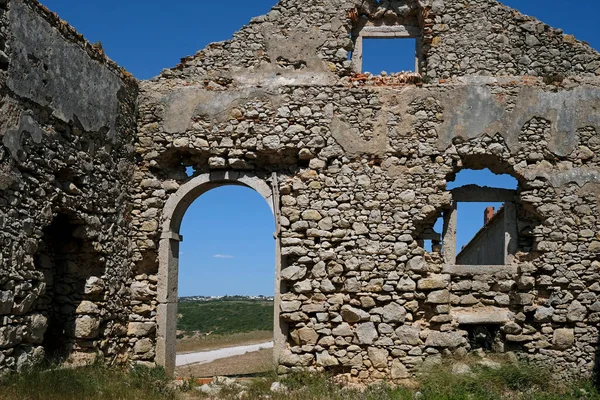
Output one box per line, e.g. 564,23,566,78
38,0,599,296
39,0,600,80
178,186,275,297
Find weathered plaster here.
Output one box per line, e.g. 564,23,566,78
8,0,124,138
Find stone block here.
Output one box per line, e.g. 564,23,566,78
134,338,154,354
316,350,339,367
74,316,100,339
425,331,465,348
130,281,155,301
381,302,407,323
332,323,353,337
0,326,20,349
281,265,307,281
76,301,100,315
291,327,318,345
450,307,513,325
280,301,302,312
341,305,370,323
27,314,48,344
553,329,574,350
397,277,416,292
395,325,420,345
567,300,587,322
417,274,450,290
355,322,378,344
367,347,388,369
534,306,554,322
128,322,156,337
391,359,409,379
0,291,14,315
426,290,450,304
344,277,361,292
407,256,426,272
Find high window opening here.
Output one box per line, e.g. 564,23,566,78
361,38,418,74
351,25,422,74
174,185,276,378
445,169,519,266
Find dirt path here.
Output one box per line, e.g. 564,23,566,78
176,348,273,378
175,341,274,367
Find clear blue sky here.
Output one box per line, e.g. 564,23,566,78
37,0,598,295
178,186,275,297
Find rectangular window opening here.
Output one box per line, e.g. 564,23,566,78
361,37,417,75
455,202,507,266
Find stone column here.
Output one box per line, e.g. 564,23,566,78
156,230,183,376
443,202,457,265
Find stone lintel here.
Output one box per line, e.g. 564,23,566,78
451,307,514,325
443,264,518,276
359,25,422,38
451,185,517,203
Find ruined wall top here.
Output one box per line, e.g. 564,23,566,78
151,0,600,86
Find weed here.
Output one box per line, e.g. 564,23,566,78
2,359,600,400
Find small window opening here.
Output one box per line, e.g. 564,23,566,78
463,325,502,352
421,217,443,253
185,166,194,178
362,38,417,74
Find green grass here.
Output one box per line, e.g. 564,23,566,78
177,299,273,335
0,364,176,400
194,363,600,400
419,362,599,400
3,359,600,400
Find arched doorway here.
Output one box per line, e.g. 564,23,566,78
155,172,285,376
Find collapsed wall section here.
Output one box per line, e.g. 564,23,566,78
423,0,600,78
0,0,138,373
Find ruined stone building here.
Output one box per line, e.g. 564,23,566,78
1,0,600,382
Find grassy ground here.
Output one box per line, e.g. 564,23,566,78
194,362,600,400
2,360,599,400
176,330,272,354
177,299,273,336
176,348,273,378
0,364,177,400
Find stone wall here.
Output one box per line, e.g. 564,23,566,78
132,0,600,383
2,0,600,384
0,0,138,373
425,0,600,78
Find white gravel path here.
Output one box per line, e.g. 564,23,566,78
175,341,274,367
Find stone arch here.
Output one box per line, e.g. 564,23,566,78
155,171,285,376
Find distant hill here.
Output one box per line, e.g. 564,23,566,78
177,297,274,334
179,295,274,302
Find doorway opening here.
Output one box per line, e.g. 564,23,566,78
156,172,283,377
35,212,105,365
175,185,275,377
